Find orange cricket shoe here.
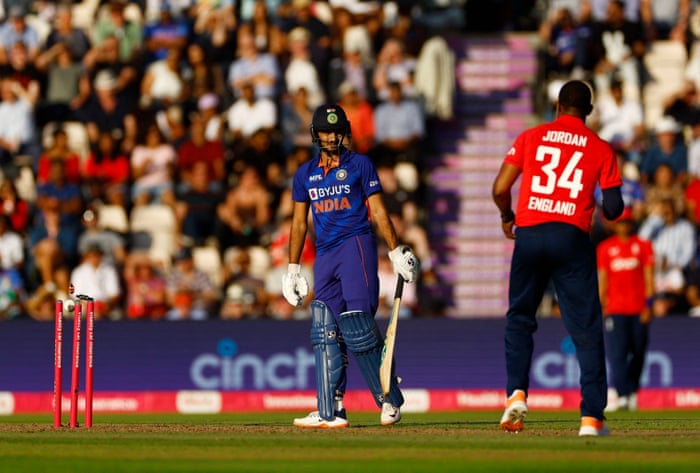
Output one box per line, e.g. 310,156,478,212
499,389,528,432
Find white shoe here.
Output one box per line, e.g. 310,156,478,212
499,389,528,432
293,411,348,428
628,392,638,411
578,416,610,437
380,402,401,426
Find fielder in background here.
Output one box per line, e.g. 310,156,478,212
492,80,624,436
283,103,419,428
597,207,655,412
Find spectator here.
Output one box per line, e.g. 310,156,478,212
139,46,186,111
215,165,272,251
591,0,647,98
123,251,168,320
143,2,189,64
177,113,226,192
220,247,267,319
337,81,375,154
180,42,227,111
41,4,91,62
197,93,224,142
640,116,687,184
371,81,425,167
0,77,41,178
662,79,700,128
327,41,375,104
687,119,700,179
638,198,695,316
0,179,30,233
130,123,177,208
279,85,313,154
590,77,645,164
82,130,131,208
0,5,40,66
92,0,143,64
190,0,237,58
643,163,686,218
77,207,127,268
78,69,138,154
640,0,690,43
539,7,580,78
226,81,278,147
70,243,123,320
243,0,284,55
0,257,24,319
26,207,76,295
36,128,82,185
83,34,140,103
165,246,219,320
280,0,332,76
34,41,92,127
1,40,41,107
35,158,83,228
229,127,285,180
155,104,188,149
283,26,325,109
0,213,23,272
24,282,56,321
227,27,280,100
377,252,417,319
175,160,224,246
373,38,417,102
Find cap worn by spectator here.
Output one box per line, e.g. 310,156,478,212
197,93,219,111
173,247,193,262
288,27,310,44
8,5,27,19
656,116,681,134
94,70,117,91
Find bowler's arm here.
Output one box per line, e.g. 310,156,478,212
492,162,521,239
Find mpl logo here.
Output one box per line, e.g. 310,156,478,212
190,338,315,390
531,336,673,388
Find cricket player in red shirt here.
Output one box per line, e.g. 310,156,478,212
597,207,655,411
492,80,624,436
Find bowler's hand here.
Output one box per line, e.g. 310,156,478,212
502,220,516,239
282,263,309,306
388,245,420,283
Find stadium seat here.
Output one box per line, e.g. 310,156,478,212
130,204,177,264
42,121,91,162
97,204,129,234
193,246,223,288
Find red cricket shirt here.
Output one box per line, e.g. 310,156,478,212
596,235,654,314
504,115,622,232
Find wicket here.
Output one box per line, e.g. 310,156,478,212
53,297,95,428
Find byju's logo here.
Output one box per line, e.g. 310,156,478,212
190,338,315,390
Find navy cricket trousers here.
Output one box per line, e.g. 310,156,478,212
605,315,648,397
505,222,608,419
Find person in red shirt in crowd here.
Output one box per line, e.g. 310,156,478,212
176,113,225,193
36,128,81,185
0,179,30,233
597,207,655,412
82,130,130,207
492,80,623,436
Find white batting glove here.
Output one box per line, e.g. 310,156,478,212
388,245,420,283
282,263,309,307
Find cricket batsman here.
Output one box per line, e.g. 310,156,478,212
283,103,420,428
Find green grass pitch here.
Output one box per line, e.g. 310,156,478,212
1,410,699,472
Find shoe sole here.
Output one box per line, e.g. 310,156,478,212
500,403,527,432
380,416,401,426
293,420,349,429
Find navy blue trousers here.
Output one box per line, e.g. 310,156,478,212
505,222,608,419
604,315,648,397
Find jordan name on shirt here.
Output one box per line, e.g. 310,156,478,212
542,130,587,147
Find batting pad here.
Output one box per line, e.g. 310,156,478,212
337,310,404,408
310,301,347,419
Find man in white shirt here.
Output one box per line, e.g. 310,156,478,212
70,243,123,320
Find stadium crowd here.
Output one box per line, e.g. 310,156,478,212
3,0,700,321
0,0,456,321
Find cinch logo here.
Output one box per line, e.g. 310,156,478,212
190,338,315,390
531,336,673,388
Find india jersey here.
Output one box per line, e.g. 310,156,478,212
596,235,654,314
504,115,622,232
292,149,382,254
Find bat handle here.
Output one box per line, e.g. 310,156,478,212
394,275,404,299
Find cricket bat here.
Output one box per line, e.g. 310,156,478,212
380,275,404,396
